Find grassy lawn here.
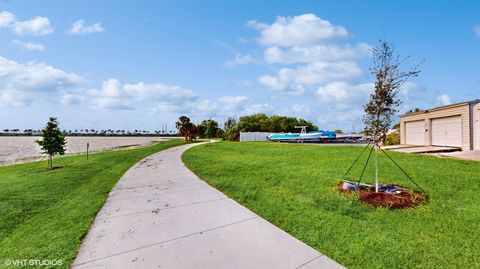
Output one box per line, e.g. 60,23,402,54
183,142,480,269
0,139,185,269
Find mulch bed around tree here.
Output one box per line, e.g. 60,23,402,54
338,181,429,209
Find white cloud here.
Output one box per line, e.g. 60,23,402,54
248,14,348,47
259,61,363,94
310,82,375,129
13,16,53,36
316,81,373,102
90,79,199,110
61,92,84,105
0,56,84,106
0,11,15,28
92,97,133,110
292,104,311,116
0,11,53,35
218,95,248,113
150,93,274,118
10,39,45,51
0,89,32,107
243,103,274,115
68,20,104,35
226,53,253,67
240,80,253,87
0,57,84,91
247,13,370,104
124,82,198,101
398,81,417,97
474,25,480,37
317,107,365,128
437,94,451,106
88,78,271,117
264,43,371,64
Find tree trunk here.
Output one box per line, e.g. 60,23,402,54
48,155,52,169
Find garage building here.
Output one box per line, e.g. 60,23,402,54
400,99,480,151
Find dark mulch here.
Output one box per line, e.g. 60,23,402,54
339,182,429,209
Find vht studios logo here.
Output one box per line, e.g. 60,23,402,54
4,259,63,267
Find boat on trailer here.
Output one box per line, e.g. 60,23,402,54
267,126,336,143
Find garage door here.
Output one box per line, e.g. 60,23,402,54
431,116,462,147
405,120,425,145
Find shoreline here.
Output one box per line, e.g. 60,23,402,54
0,136,178,166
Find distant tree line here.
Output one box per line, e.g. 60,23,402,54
176,113,318,141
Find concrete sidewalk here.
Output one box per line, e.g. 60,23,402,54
72,143,344,269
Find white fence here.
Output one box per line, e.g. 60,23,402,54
239,132,270,142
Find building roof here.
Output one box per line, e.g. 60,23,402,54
400,99,480,118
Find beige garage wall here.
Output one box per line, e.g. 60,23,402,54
474,103,480,150
400,103,470,150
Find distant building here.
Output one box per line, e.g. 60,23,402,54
239,132,270,142
400,99,480,150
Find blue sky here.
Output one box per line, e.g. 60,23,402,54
0,0,479,132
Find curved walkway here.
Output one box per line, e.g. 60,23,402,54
73,143,344,269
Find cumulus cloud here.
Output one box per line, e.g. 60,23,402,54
90,79,199,110
0,56,84,106
291,104,311,116
243,103,274,115
247,14,348,47
218,95,248,113
14,16,53,35
264,43,371,64
149,92,272,118
474,25,480,37
240,80,253,87
236,13,384,130
68,20,104,35
10,39,45,51
0,11,15,28
437,94,451,106
226,53,253,67
85,77,271,117
310,82,374,128
316,81,373,102
0,11,53,35
259,61,363,94
247,13,371,103
60,92,84,105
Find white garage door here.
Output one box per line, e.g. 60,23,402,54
405,120,425,145
431,116,462,147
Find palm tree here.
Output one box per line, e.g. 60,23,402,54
176,115,197,141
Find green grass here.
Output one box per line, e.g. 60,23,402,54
183,142,480,269
0,139,186,269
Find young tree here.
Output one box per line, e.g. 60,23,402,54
364,39,421,192
36,117,67,168
364,39,422,143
